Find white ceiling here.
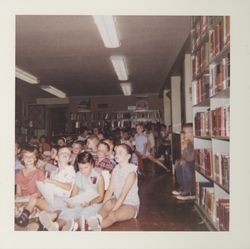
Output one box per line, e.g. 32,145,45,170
16,15,191,99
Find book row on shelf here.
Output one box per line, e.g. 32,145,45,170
194,105,230,137
191,17,230,83
196,181,229,231
191,16,230,55
209,54,230,96
70,110,162,130
70,110,161,122
216,198,230,231
73,120,134,130
195,149,230,191
192,53,230,104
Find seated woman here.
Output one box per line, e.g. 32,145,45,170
39,151,105,231
15,146,45,226
87,143,140,231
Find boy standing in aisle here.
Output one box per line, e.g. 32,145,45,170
172,123,195,200
134,123,168,173
134,124,148,159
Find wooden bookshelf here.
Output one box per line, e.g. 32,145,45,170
194,202,218,231
196,170,229,193
194,136,211,140
210,87,230,99
192,99,210,107
211,136,229,141
69,109,162,131
191,15,230,231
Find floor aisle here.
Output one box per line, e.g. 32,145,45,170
105,162,209,231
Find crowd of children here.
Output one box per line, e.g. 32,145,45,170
15,123,172,231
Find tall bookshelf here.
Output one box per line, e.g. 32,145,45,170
191,16,230,231
69,109,162,131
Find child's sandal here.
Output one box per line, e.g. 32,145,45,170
15,209,30,227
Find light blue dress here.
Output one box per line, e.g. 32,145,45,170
59,169,102,221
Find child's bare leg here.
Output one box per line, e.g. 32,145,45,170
57,218,66,229
101,205,136,229
98,199,116,220
33,198,49,212
25,198,39,213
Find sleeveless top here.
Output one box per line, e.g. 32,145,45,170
112,163,140,206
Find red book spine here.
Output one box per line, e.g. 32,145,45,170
196,21,201,46
215,24,221,55
211,110,216,136
200,45,205,72
209,30,215,60
201,16,208,35
224,16,230,46
217,107,222,137
192,55,196,80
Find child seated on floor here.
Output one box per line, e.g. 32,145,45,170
103,138,116,162
69,140,84,170
95,141,116,174
38,151,105,231
15,146,76,228
86,135,99,158
15,146,45,226
49,145,59,167
36,145,60,179
87,143,140,231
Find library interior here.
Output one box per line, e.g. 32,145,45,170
15,15,230,232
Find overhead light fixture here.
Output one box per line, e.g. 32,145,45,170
110,55,128,81
40,85,66,98
120,82,132,96
15,66,39,84
93,15,120,48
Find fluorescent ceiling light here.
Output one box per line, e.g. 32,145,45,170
40,85,66,98
120,82,132,96
110,55,128,81
15,66,39,84
93,15,120,48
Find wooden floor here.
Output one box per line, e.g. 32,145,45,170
105,162,208,231
15,161,208,231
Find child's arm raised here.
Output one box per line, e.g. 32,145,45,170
112,172,136,211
